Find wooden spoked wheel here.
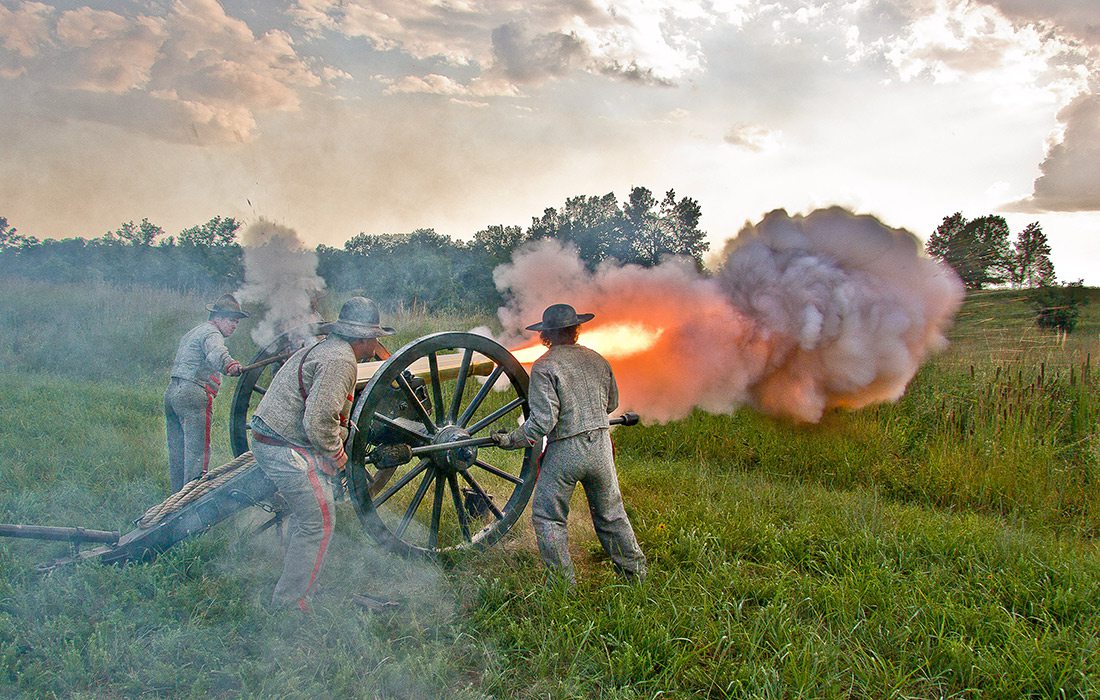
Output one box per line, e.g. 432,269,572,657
346,332,538,558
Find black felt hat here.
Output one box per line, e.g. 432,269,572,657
206,294,249,319
525,303,595,331
323,297,396,339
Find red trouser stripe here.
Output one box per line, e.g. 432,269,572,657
202,388,214,476
297,448,333,613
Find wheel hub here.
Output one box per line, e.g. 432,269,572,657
430,425,477,474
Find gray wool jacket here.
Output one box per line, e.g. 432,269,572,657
252,336,357,458
519,343,619,444
170,322,236,394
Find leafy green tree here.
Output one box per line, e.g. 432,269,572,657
926,213,1012,289
471,224,528,265
1011,222,1055,289
330,229,473,310
620,187,708,268
528,193,623,267
178,216,240,248
164,216,244,287
525,187,708,270
0,217,39,252
344,232,397,258
106,218,164,246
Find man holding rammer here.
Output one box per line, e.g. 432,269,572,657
493,303,647,584
165,294,247,493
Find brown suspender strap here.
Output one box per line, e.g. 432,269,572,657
297,343,321,401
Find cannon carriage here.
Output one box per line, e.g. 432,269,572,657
231,326,542,558
1,327,557,569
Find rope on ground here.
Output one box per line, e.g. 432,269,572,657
138,452,257,528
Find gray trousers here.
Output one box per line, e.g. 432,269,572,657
531,429,646,583
164,378,213,493
252,440,335,610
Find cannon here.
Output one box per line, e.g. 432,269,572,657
2,325,638,569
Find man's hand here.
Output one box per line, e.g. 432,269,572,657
225,360,243,377
326,447,348,473
332,449,348,470
491,430,528,450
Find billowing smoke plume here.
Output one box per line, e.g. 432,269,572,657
235,218,326,349
493,207,964,423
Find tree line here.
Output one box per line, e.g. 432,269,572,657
0,187,707,312
3,200,1084,328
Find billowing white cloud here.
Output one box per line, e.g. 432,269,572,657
0,0,52,77
847,0,1097,212
724,123,783,151
292,0,723,91
1012,93,1100,211
0,0,338,143
879,0,1088,100
376,72,518,98
53,8,166,93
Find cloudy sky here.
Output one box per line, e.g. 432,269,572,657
2,0,1098,283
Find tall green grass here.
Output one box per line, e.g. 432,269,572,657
1,278,1099,697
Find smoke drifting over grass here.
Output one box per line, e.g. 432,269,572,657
494,206,965,423
236,219,326,348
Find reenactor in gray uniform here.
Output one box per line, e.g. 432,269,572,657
249,297,394,613
165,294,247,493
494,304,647,585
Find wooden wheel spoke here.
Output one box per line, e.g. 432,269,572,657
467,396,525,435
396,372,437,434
428,475,444,549
427,352,446,426
457,365,504,428
459,470,504,520
372,412,430,444
372,459,429,508
394,468,435,539
473,458,524,486
447,473,472,542
447,348,474,423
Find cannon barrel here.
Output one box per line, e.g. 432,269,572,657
0,523,120,544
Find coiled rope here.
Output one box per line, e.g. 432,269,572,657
138,452,258,528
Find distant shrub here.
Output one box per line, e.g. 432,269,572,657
1032,282,1086,334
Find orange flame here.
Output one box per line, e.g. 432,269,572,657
511,323,666,364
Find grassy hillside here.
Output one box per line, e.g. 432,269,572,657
1,277,1099,698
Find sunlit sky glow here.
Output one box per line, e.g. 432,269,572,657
2,0,1098,283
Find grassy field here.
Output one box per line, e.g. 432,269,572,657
1,278,1099,698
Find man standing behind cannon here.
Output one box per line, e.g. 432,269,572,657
493,303,646,585
249,297,395,613
165,294,248,493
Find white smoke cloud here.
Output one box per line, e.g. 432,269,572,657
235,219,326,349
494,207,964,423
717,207,964,421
